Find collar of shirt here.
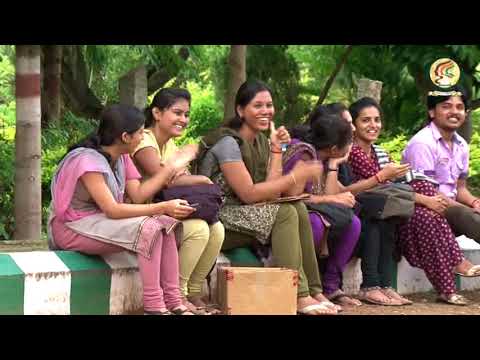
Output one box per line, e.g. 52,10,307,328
428,121,463,146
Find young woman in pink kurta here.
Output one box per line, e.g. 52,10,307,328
49,104,198,315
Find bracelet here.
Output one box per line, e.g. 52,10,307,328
271,149,283,154
472,198,480,207
290,172,297,186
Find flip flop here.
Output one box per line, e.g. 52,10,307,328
436,294,468,306
297,303,337,315
381,287,413,305
456,264,480,277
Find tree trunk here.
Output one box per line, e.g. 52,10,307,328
316,45,353,107
41,45,62,126
471,98,480,111
61,45,104,120
458,111,473,143
223,45,247,123
15,45,42,241
119,65,147,110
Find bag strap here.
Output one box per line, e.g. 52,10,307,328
372,145,438,186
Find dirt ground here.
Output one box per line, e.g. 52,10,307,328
339,290,480,315
129,291,480,316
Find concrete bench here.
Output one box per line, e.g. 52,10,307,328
1,236,479,314
0,251,142,315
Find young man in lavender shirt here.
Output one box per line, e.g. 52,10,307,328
402,86,480,244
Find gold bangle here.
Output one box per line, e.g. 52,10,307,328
290,172,297,186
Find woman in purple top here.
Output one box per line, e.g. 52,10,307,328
283,109,362,307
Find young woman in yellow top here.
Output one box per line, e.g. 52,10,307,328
132,88,224,315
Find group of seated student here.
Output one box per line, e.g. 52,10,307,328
47,79,480,315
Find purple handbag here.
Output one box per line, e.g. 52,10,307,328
154,184,224,224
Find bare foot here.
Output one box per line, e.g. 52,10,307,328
170,304,196,315
188,294,221,315
180,298,209,315
454,259,473,274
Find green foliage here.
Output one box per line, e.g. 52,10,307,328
0,110,96,240
84,45,146,105
2,44,480,238
37,112,96,238
0,47,15,238
378,134,408,163
41,112,96,200
175,82,223,145
288,45,354,105
469,132,480,177
342,45,480,136
0,47,15,135
0,136,14,239
247,45,311,127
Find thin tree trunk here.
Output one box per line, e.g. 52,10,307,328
223,45,247,123
316,45,353,107
471,99,480,111
15,45,42,241
41,45,62,126
458,111,473,143
61,45,104,120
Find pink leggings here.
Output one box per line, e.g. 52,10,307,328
52,218,183,312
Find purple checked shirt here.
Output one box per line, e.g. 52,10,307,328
402,122,469,199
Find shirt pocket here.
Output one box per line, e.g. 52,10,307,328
435,160,451,183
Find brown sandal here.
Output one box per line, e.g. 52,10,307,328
381,287,413,305
326,289,362,307
358,287,403,306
